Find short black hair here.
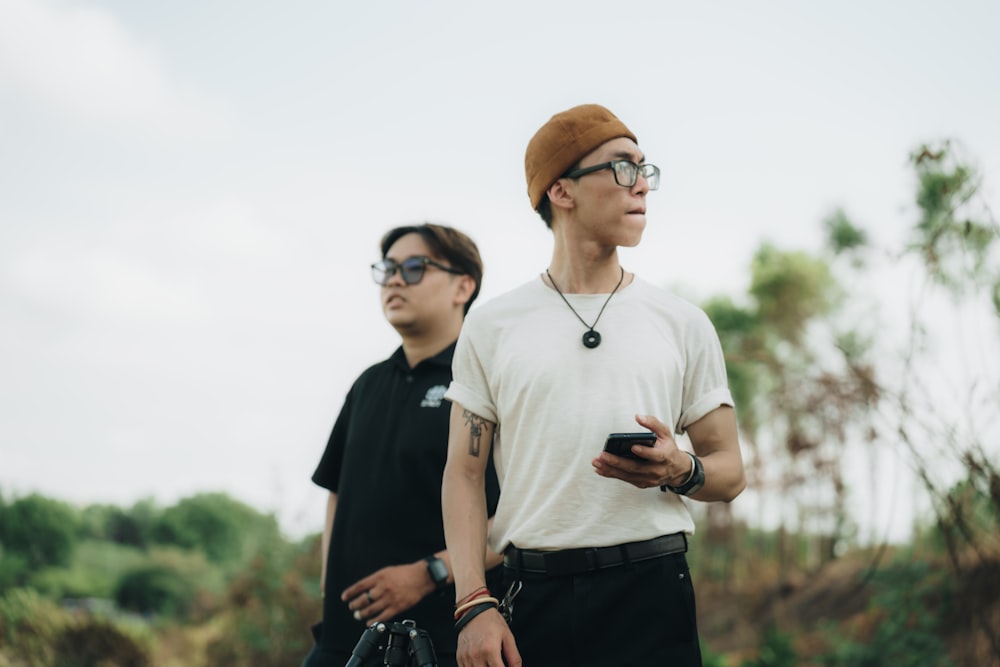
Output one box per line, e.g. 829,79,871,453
379,223,483,314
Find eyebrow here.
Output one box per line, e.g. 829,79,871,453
383,254,427,263
609,149,646,164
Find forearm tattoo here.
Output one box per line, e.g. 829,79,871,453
462,409,487,457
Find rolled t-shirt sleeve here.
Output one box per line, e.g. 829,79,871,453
676,310,735,433
444,314,498,423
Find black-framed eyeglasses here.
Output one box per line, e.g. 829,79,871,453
563,159,660,190
371,256,465,286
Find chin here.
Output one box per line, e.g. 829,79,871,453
384,311,410,327
619,228,645,247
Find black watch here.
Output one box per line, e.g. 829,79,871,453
663,454,706,496
425,556,449,590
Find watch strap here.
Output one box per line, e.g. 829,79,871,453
425,556,449,589
663,453,705,496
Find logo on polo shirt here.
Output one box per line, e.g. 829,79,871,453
421,384,448,408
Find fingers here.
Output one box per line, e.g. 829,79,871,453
457,614,522,667
340,575,375,602
348,586,386,623
634,413,669,436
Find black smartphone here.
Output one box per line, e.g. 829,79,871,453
603,432,657,460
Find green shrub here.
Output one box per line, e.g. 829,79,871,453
738,626,797,667
0,494,79,570
114,564,198,620
204,539,319,667
701,640,731,667
152,493,281,569
0,549,29,592
29,567,112,601
51,618,151,667
0,588,66,666
818,560,954,667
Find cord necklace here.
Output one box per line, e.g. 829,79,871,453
545,266,625,349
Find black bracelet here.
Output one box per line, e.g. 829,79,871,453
454,601,498,633
662,453,706,496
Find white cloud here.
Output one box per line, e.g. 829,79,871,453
0,0,227,135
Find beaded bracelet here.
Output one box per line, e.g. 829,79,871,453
454,600,498,633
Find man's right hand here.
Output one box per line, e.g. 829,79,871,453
457,608,521,667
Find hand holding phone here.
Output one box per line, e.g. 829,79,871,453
603,432,656,461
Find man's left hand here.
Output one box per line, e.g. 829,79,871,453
341,561,432,624
591,413,693,489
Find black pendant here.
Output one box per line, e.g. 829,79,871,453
582,330,602,349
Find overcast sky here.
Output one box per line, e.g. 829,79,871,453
2,0,998,542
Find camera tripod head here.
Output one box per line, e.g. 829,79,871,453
344,619,437,667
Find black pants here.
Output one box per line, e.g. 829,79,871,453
502,552,702,667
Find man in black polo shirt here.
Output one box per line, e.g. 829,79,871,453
302,223,501,667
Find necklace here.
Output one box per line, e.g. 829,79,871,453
545,267,625,349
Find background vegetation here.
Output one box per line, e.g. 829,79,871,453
2,142,997,666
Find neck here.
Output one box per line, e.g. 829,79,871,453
546,254,627,294
397,319,462,368
546,225,632,292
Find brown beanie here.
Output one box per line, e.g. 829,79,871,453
524,104,637,210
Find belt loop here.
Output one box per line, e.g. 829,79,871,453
619,544,634,570
516,546,523,580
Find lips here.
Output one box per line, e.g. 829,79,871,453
384,293,406,308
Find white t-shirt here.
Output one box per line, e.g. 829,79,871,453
446,275,734,553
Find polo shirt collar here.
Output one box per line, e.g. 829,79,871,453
389,341,457,373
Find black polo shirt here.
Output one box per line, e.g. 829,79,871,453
311,342,501,657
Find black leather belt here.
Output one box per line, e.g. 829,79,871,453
504,533,687,577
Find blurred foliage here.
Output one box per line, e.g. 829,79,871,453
0,494,79,572
115,564,198,620
700,641,729,667
748,243,839,346
818,560,955,667
0,485,995,666
0,588,64,667
151,492,281,570
51,619,152,667
203,534,320,667
914,477,1000,554
823,207,869,256
738,627,798,667
909,142,999,300
80,500,158,549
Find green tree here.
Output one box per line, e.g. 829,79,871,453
0,494,79,571
115,563,197,619
702,241,872,575
80,498,159,548
152,493,281,568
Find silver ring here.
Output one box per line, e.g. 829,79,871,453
366,590,374,604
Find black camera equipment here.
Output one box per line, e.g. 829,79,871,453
344,619,437,667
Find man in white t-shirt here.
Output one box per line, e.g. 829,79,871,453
441,104,746,667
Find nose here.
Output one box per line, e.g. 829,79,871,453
632,172,650,196
383,266,407,287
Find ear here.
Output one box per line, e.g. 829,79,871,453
547,178,575,213
452,274,476,308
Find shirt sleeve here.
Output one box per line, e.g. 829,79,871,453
444,315,498,423
677,309,735,432
311,386,354,492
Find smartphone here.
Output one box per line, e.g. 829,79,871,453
603,432,657,460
